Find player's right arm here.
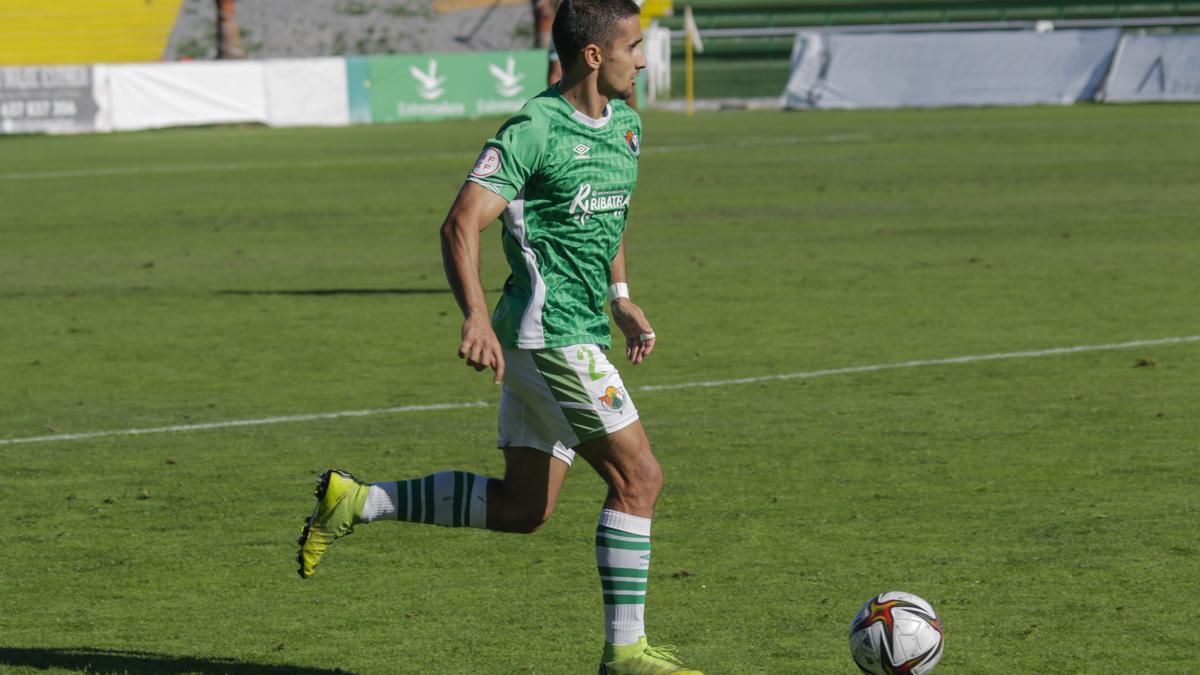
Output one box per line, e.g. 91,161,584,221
440,181,510,384
445,110,545,383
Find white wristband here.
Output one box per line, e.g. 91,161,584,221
608,282,630,302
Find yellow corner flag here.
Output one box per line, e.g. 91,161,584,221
684,6,705,54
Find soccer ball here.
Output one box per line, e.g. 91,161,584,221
849,591,943,674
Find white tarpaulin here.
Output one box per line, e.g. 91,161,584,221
785,29,1120,109
1101,34,1200,102
98,61,268,132
264,58,350,127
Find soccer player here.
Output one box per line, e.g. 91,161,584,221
296,0,697,672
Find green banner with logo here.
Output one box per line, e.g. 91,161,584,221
357,50,548,123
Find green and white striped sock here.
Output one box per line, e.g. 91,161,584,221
596,508,652,645
360,471,490,528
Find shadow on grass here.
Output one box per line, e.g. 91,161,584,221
0,647,352,674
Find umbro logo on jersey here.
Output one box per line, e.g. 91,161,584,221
572,144,591,159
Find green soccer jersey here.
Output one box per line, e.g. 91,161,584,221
467,85,642,350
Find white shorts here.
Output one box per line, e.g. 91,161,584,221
498,345,640,466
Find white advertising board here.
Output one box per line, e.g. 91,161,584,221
264,58,350,127
100,61,268,132
785,29,1121,109
1102,34,1200,102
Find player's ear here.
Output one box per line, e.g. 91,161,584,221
582,42,603,70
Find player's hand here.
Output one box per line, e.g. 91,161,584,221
459,313,505,384
611,298,656,365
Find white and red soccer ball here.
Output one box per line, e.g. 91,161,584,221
849,591,944,674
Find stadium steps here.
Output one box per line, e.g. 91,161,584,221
0,0,184,66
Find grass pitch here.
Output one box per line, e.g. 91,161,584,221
1,103,1198,674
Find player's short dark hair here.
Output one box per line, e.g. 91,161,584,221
552,0,642,70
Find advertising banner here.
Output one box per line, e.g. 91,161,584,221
0,65,99,134
345,57,374,125
362,50,547,123
785,29,1120,110
1102,34,1200,102
100,61,269,132
264,58,351,127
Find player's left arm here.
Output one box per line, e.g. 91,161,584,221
609,234,656,365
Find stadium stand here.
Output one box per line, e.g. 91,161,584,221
654,0,1200,100
0,0,183,66
658,0,1200,31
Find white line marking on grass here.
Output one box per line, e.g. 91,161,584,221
640,133,872,155
0,157,404,181
0,401,488,447
0,134,870,181
2,335,1195,447
639,335,1200,391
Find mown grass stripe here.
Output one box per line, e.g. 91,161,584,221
6,337,1199,448
0,135,872,183
638,337,1200,392
0,401,491,447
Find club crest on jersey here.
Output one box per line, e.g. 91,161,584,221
470,147,501,177
624,130,639,157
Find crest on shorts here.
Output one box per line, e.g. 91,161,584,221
624,130,639,157
599,385,626,411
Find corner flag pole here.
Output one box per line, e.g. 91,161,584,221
683,6,703,116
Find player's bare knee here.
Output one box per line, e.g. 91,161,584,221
611,451,662,511
491,494,554,533
637,453,663,498
507,504,553,534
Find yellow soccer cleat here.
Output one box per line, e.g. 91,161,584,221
296,469,369,579
599,637,703,675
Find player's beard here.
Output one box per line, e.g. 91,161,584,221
613,75,637,101
599,67,637,102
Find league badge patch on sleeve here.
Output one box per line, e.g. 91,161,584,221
624,130,640,157
471,147,502,177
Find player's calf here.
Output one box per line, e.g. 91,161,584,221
297,469,497,578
